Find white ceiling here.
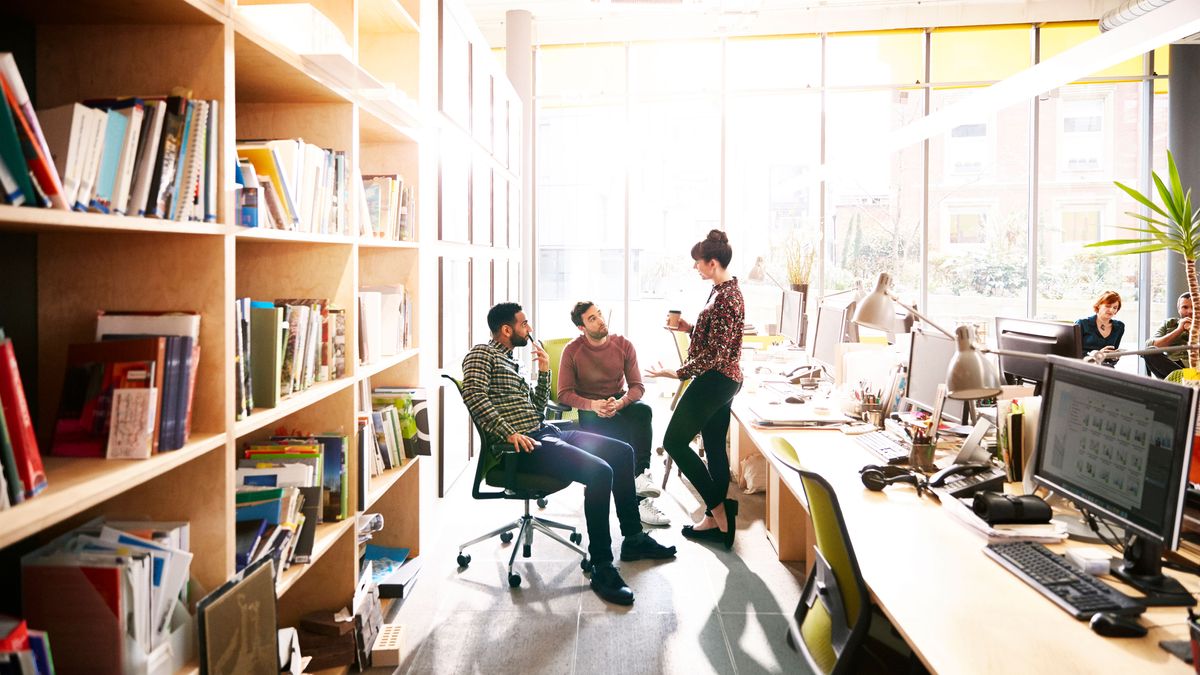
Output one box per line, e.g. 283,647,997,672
460,0,1125,48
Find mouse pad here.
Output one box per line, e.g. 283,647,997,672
1158,639,1193,664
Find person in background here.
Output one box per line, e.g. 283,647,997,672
1076,290,1125,363
1145,291,1193,378
557,301,670,527
461,302,676,606
645,229,744,551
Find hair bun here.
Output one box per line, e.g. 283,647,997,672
707,229,728,244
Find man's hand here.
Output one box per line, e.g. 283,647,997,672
594,397,619,418
531,341,550,373
507,432,539,453
644,361,680,379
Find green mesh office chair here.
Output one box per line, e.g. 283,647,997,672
443,374,591,588
771,437,873,674
541,337,578,422
658,328,702,489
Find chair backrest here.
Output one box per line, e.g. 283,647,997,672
671,329,690,364
441,373,511,500
771,437,872,675
541,337,573,403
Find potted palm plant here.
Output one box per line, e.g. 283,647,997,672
785,238,816,299
1087,151,1200,368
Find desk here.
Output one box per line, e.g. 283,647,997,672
730,398,1199,673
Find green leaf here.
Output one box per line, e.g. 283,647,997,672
1154,173,1185,225
1093,242,1170,256
1169,150,1186,212
1115,180,1170,221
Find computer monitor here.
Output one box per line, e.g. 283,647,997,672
779,290,805,346
994,317,1083,394
811,303,846,373
905,329,967,423
1033,355,1197,605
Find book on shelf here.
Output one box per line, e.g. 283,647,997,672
360,284,411,357
236,139,350,234
373,387,430,457
0,82,36,207
361,174,414,241
0,53,68,210
0,332,47,499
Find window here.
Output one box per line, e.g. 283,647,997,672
1060,207,1101,242
1059,96,1106,174
948,209,987,244
947,122,991,175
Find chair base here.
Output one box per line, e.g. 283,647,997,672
456,498,590,586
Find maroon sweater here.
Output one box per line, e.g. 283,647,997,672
678,277,744,382
556,334,645,411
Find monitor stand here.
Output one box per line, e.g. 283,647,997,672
1111,535,1196,607
1041,492,1112,544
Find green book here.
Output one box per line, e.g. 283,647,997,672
0,90,35,206
249,303,284,408
235,486,285,504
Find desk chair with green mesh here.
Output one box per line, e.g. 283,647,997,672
771,437,914,674
657,327,703,490
541,337,578,422
443,374,591,589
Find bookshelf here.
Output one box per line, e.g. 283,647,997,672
0,0,507,669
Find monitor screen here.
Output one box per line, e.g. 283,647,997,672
905,329,966,423
780,291,804,346
1033,356,1196,547
811,303,845,371
995,317,1082,390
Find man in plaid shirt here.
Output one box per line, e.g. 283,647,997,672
462,302,676,605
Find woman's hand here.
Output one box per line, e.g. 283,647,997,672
673,318,692,333
644,361,680,379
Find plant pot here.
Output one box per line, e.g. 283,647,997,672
790,283,809,312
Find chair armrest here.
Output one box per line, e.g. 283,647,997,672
546,400,572,420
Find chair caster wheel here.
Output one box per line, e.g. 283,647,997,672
500,531,514,543
457,553,471,567
581,558,593,573
508,573,522,588
537,498,548,509
523,544,532,558
569,532,582,545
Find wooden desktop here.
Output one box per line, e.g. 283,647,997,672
730,396,1199,673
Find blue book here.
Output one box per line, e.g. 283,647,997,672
166,100,194,220
235,497,282,525
89,109,128,213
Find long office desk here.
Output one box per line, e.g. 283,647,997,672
729,398,1200,674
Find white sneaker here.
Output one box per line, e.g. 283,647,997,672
635,473,662,498
639,499,671,527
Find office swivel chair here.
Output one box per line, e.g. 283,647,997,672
657,328,704,490
442,375,592,588
771,437,890,675
540,337,577,422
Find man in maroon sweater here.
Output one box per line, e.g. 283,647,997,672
558,302,669,526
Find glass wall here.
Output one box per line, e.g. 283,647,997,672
534,24,1167,364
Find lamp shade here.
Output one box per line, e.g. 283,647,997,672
851,272,897,332
946,325,1003,400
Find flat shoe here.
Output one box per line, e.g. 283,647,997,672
723,499,739,550
681,525,726,543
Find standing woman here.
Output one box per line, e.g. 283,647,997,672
646,229,744,549
1075,290,1125,363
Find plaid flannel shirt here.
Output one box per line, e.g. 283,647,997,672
461,340,551,473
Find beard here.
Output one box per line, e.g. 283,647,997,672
511,332,530,347
586,327,608,341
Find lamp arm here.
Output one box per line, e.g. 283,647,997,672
886,294,956,340
976,346,1050,360
1092,343,1200,362
763,270,789,293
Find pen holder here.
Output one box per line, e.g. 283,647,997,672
908,443,936,472
861,404,883,429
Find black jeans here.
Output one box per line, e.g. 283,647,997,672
577,400,654,475
662,370,742,511
522,426,642,564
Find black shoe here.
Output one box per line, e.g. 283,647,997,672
590,564,634,605
723,499,739,550
681,525,725,543
620,531,677,561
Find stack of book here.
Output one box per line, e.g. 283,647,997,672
0,617,55,675
236,139,350,234
360,173,414,241
234,298,346,420
20,519,193,674
0,330,47,510
357,286,411,364
49,312,201,460
235,433,349,573
0,53,218,221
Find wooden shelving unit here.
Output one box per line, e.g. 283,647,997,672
0,0,488,669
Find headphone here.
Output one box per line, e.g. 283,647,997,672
859,464,928,496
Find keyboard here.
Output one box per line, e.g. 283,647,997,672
984,541,1143,619
855,431,908,465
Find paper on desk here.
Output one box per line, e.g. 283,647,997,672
750,403,851,427
939,494,1068,544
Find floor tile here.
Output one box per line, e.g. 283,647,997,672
434,557,586,614
721,612,814,675
404,610,579,674
575,610,736,675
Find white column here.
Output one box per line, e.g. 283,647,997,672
506,10,535,315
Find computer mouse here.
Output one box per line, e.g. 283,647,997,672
1089,612,1148,638
784,395,808,404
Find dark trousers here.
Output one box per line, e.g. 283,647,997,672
1144,353,1183,379
523,427,642,564
662,371,741,510
577,400,654,474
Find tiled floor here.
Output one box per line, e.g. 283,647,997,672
391,452,810,675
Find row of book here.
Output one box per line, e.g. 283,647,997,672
0,331,46,510
361,173,414,242
0,52,216,222
51,311,201,459
234,299,347,420
355,387,428,510
236,139,350,234
19,519,193,674
0,618,54,675
358,285,412,364
235,433,350,574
